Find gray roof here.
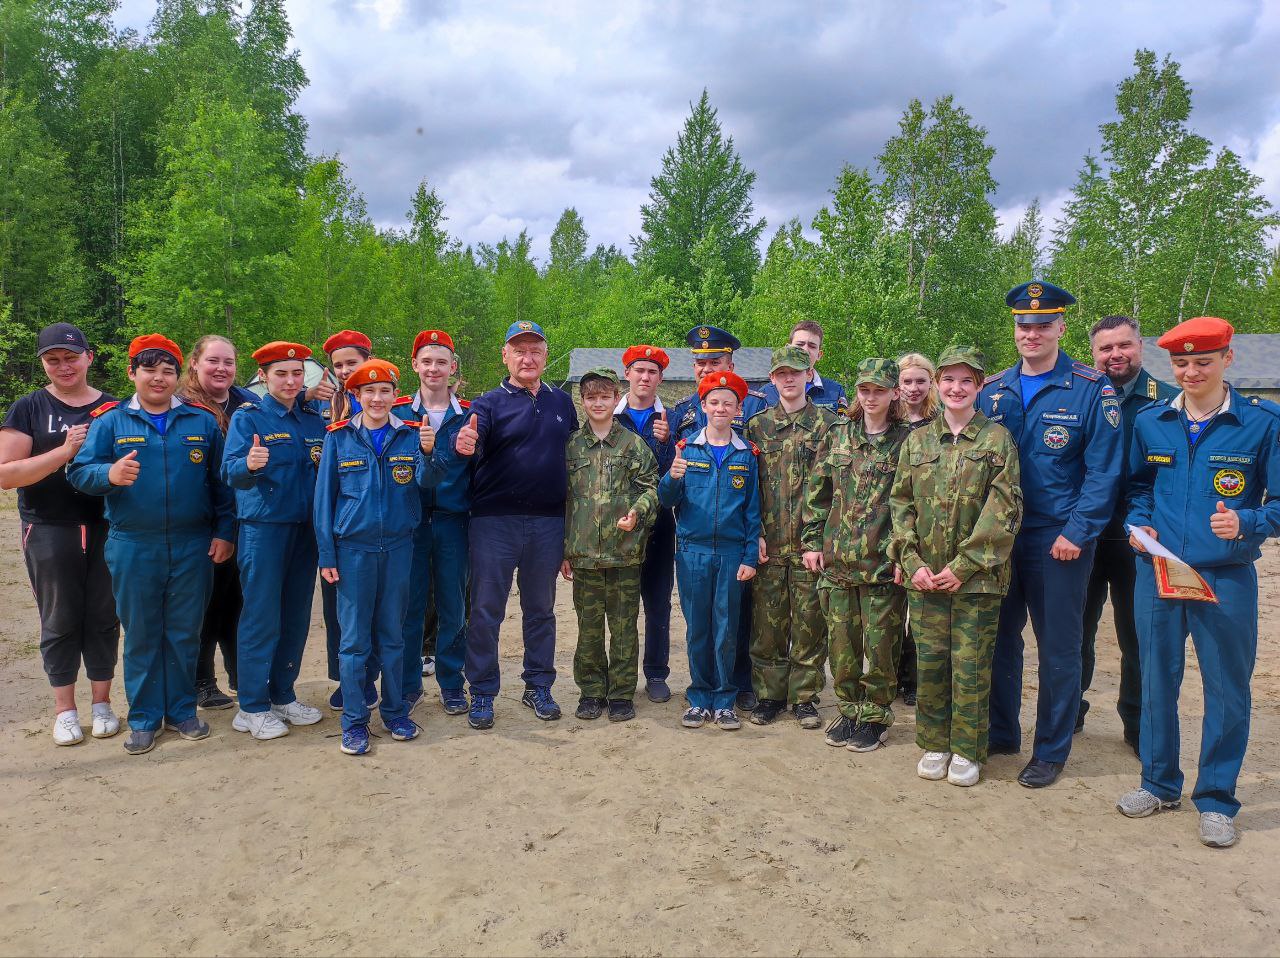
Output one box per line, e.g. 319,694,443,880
1142,332,1280,389
566,347,773,382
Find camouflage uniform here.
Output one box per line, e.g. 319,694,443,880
888,347,1022,763
802,364,910,726
564,417,659,701
745,358,835,705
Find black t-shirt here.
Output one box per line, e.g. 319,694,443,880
2,388,117,524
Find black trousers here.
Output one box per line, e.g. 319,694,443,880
197,554,241,689
22,521,119,687
640,507,676,681
1081,534,1141,740
897,622,917,692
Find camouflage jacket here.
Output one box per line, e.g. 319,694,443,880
801,418,911,585
745,400,835,564
564,421,659,569
888,411,1022,594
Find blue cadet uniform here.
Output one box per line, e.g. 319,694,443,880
760,369,849,414
68,395,234,733
222,381,327,719
401,390,472,703
1126,319,1280,819
977,281,1122,777
659,424,762,714
314,402,435,735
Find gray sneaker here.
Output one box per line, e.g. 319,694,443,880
1116,787,1180,818
1199,812,1238,848
123,728,159,755
713,709,741,730
164,717,211,741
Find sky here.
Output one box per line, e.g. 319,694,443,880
115,0,1280,260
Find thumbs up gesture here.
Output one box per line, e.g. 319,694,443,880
109,449,141,486
652,408,670,443
668,442,687,479
419,420,436,454
617,510,638,532
456,413,479,456
246,434,270,472
1210,499,1241,541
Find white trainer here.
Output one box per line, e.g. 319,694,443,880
272,700,323,726
232,709,290,740
91,706,121,739
917,751,951,780
947,754,981,786
53,710,84,746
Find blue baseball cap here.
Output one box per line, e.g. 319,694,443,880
505,320,546,343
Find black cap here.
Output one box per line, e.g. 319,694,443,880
37,323,90,356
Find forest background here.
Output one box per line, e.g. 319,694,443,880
2,0,1279,402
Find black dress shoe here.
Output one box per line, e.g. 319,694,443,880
1074,699,1090,734
1017,758,1065,788
645,679,671,704
987,741,1020,756
735,690,759,712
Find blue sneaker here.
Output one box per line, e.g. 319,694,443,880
364,680,379,710
385,716,420,741
469,693,495,730
441,687,469,715
404,689,423,716
521,686,561,721
328,686,343,711
340,724,370,755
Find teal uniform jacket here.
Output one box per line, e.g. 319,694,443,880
672,388,768,441
658,429,762,567
222,393,327,521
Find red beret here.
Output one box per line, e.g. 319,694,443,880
623,345,669,370
697,371,748,402
1157,317,1234,355
322,330,372,355
412,330,455,355
346,358,400,391
252,341,312,366
129,334,183,366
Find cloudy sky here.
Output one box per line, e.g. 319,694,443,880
117,0,1280,259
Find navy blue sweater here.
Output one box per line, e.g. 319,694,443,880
467,378,578,518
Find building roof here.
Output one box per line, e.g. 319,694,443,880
1142,333,1280,390
566,347,774,382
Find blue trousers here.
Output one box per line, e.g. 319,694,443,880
1135,560,1257,817
640,508,675,681
989,525,1096,762
336,542,411,731
324,575,378,695
465,515,563,696
402,511,469,697
235,521,317,714
675,550,743,712
105,535,214,732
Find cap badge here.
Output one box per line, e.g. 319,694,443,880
287,348,296,357
430,332,439,341
644,348,652,356
1184,342,1194,352
1029,299,1040,310
369,370,378,380
702,341,709,348
698,327,711,339
1027,283,1044,297
518,321,532,331
719,376,727,386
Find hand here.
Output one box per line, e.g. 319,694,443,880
1050,534,1082,561
1128,525,1158,554
652,409,670,443
560,560,573,581
933,566,963,592
758,537,769,565
911,566,937,591
617,510,638,532
893,564,903,585
668,443,687,479
308,379,337,403
246,434,270,472
108,450,140,487
419,421,436,454
209,538,234,563
801,550,824,573
736,564,756,582
320,567,340,584
62,423,89,460
456,413,479,457
1210,500,1241,541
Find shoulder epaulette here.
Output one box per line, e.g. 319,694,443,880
675,438,687,452
1071,362,1102,382
747,388,766,399
89,400,119,418
1248,396,1280,419
748,440,760,456
392,396,413,407
459,398,471,409
238,401,256,410
183,400,215,414
401,419,422,428
984,368,1010,386
1146,377,1160,400
326,418,350,432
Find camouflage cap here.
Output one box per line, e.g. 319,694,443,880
770,345,812,374
579,366,620,391
936,345,986,376
855,357,899,389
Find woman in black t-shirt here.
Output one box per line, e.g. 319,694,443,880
0,323,121,746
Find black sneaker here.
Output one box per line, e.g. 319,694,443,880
607,700,635,723
575,697,605,720
847,721,889,752
899,686,917,707
824,715,859,747
521,686,562,721
196,683,234,711
645,679,672,703
793,701,821,729
735,689,759,712
749,699,786,726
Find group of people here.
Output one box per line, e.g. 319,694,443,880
2,279,1275,852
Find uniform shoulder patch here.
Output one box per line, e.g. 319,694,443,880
401,419,422,428
675,438,687,452
326,418,350,432
459,398,471,409
1071,362,1102,382
748,440,760,456
89,400,119,418
238,401,256,410
983,368,1011,386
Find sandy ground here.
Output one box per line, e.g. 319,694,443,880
0,495,1277,958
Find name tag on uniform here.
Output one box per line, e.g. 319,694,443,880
728,463,749,472
116,436,146,445
1041,412,1081,425
1146,453,1174,465
1207,453,1254,466
388,455,415,463
339,458,366,469
685,460,710,470
261,432,291,443
183,434,208,443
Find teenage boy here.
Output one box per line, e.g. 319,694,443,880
68,335,235,755
562,367,659,722
760,321,849,413
314,358,434,755
660,371,761,731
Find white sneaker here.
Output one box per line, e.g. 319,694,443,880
917,751,951,780
53,710,84,746
91,706,120,739
271,700,322,726
232,709,290,740
421,656,436,677
947,754,981,787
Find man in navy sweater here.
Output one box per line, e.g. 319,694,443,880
452,321,578,729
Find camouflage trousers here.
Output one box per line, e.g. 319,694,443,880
821,580,906,724
910,590,1002,763
751,561,826,704
572,565,642,701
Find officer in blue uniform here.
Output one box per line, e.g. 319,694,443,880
1118,316,1280,849
759,320,849,413
978,281,1122,788
222,341,328,741
68,334,235,755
